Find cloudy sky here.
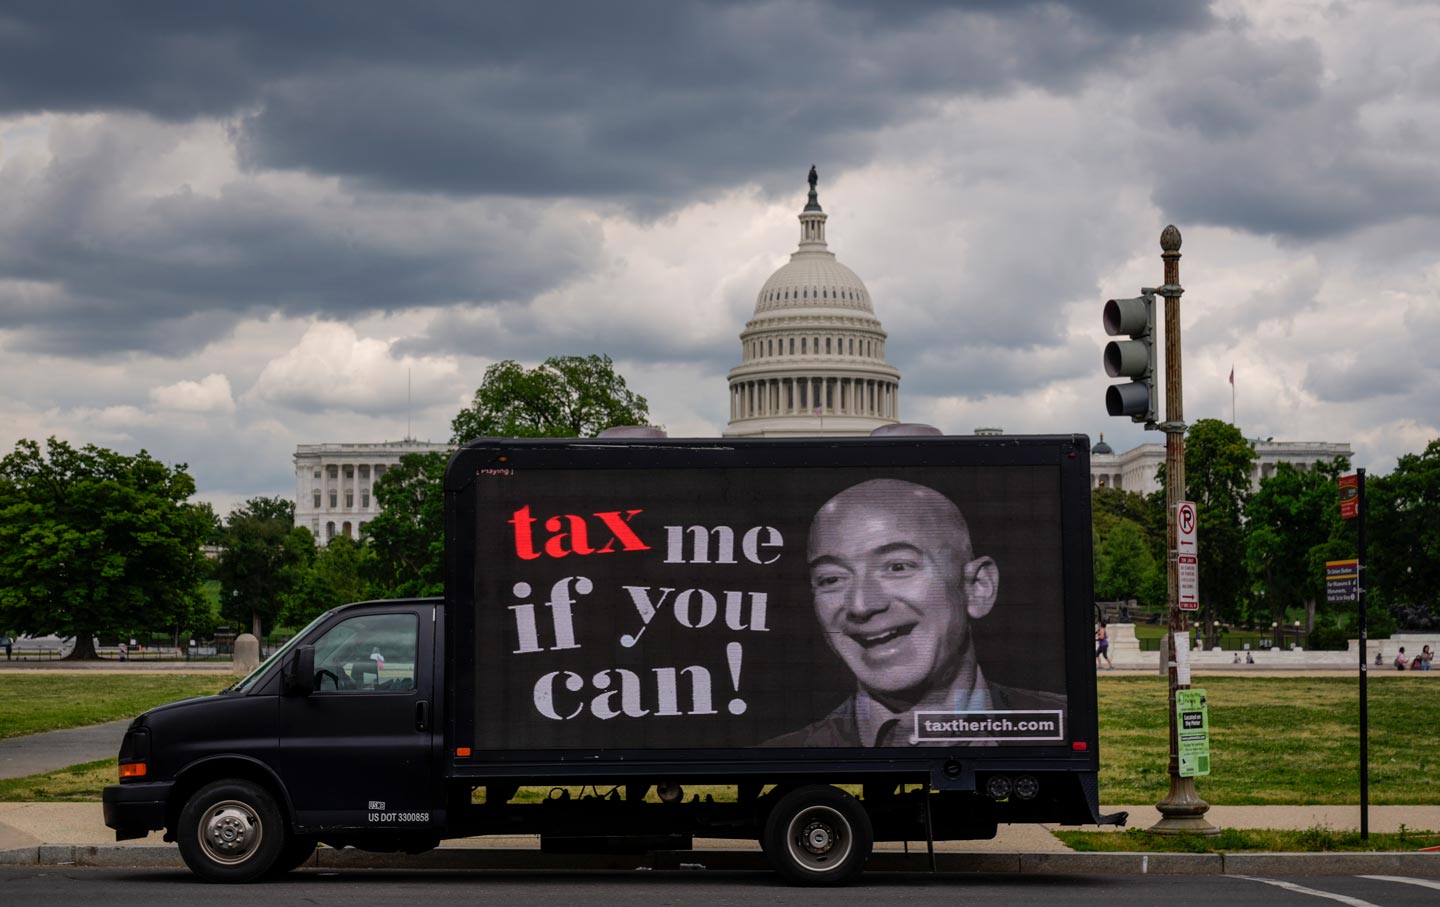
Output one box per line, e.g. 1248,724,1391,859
2,0,1438,513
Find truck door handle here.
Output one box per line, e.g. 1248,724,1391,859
415,700,430,732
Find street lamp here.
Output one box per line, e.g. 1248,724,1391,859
1271,621,1279,650
1294,620,1302,650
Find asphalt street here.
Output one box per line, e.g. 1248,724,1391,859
2,868,1440,907
0,720,131,780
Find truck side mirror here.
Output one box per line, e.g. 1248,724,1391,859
283,645,316,696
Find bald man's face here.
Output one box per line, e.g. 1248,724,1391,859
808,485,995,705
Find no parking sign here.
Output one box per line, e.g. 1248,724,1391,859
1176,500,1199,611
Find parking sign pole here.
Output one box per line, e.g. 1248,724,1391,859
1358,468,1368,839
1151,226,1217,835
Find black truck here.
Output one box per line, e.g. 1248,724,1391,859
104,432,1122,884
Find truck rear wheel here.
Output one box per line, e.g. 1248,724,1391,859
177,779,286,883
763,785,872,886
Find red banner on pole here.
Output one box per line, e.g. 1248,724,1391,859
1339,474,1360,520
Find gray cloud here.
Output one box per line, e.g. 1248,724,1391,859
0,118,603,355
0,1,1215,207
1142,28,1440,239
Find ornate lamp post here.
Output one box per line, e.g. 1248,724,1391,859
1150,225,1218,836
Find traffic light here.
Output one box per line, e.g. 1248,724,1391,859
1103,292,1156,425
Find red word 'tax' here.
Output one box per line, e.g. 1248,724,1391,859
509,505,650,560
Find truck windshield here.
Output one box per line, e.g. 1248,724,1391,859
223,611,333,694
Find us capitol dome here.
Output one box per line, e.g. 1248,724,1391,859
724,167,901,437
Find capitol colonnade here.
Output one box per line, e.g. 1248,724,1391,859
729,374,899,421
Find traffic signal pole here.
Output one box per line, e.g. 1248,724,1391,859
1151,225,1217,835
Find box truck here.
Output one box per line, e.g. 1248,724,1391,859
104,431,1122,883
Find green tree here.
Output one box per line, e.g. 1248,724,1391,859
451,354,654,443
281,534,374,627
1095,518,1160,604
215,497,313,638
1244,458,1350,629
1174,419,1257,625
0,437,210,659
1369,439,1440,626
363,452,449,598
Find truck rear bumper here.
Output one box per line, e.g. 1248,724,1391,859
102,781,173,841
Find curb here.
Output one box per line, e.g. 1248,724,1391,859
2,846,1437,876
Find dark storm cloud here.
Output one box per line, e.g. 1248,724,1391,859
0,1,1216,204
1142,29,1440,240
0,118,602,355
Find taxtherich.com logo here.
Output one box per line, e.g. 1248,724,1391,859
913,710,1065,743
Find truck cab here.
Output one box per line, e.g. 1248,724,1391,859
104,598,444,881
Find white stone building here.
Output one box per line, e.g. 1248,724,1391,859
1089,433,1354,495
724,169,901,437
293,440,451,545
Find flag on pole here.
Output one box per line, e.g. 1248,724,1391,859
1229,366,1234,385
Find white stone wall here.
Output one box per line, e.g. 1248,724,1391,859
1100,624,1439,670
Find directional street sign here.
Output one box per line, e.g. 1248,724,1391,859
1176,500,1199,611
1326,558,1359,604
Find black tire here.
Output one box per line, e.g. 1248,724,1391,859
762,785,872,886
266,834,317,876
176,779,287,883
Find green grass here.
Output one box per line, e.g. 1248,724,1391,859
1097,675,1439,805
1057,826,1440,853
0,759,117,802
2,674,1435,810
0,674,238,739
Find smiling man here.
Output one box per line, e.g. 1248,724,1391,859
766,478,1065,747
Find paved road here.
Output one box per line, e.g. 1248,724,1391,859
0,720,129,780
2,868,1439,906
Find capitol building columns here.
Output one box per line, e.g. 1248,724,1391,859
726,373,899,423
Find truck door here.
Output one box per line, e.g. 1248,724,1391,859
278,604,438,831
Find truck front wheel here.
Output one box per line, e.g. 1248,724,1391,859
763,785,873,886
177,779,286,882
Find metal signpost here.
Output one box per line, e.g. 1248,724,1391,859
1337,470,1368,839
1103,226,1215,835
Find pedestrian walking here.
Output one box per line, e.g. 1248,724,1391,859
1095,623,1113,670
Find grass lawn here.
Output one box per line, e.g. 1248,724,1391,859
0,674,238,739
1098,675,1439,805
1057,826,1440,853
0,759,116,802
2,674,1435,810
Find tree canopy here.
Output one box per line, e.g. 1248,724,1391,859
363,452,449,599
0,437,210,659
214,496,313,638
1091,487,1165,606
1179,419,1257,624
451,354,654,443
1369,439,1440,628
1243,458,1350,627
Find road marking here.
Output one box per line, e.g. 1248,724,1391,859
1233,876,1383,907
1359,875,1440,892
